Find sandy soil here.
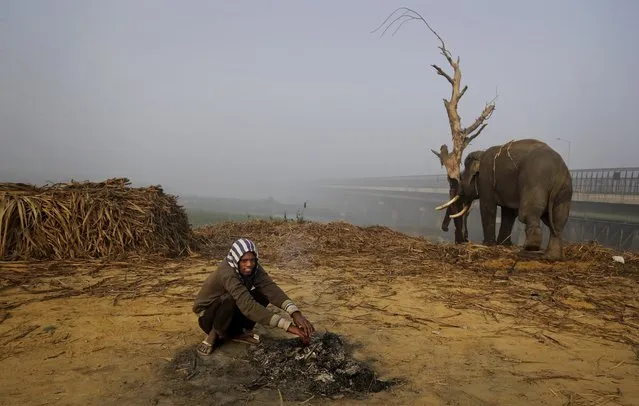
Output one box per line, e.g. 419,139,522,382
1,252,638,405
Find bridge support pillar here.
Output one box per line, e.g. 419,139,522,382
390,208,398,228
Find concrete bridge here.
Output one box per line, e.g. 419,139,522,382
307,167,639,251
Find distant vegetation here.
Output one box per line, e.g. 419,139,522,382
186,209,272,228
181,195,337,228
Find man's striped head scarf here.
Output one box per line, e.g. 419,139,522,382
226,238,259,271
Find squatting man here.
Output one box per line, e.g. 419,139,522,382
192,238,315,356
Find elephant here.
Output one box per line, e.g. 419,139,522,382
438,139,573,259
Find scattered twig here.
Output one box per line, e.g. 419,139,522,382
522,374,589,383
300,394,315,404
277,388,284,406
186,353,197,380
1,324,40,346
0,312,10,325
45,351,66,360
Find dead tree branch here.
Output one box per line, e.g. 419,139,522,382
373,7,497,183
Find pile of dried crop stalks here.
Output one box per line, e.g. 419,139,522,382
195,219,639,270
0,178,197,260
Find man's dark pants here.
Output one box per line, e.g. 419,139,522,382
198,289,269,339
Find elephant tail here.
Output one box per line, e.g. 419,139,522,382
547,178,562,236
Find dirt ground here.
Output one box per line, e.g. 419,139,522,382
1,221,638,405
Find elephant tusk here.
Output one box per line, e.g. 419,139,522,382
449,204,469,219
435,195,460,211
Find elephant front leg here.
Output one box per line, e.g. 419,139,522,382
497,207,518,246
447,201,468,244
453,215,468,243
462,210,469,241
479,198,498,245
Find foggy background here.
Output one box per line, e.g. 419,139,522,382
1,1,637,201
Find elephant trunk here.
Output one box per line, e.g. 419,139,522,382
438,178,469,243
436,178,462,211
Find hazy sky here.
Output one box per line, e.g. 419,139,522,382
1,1,637,198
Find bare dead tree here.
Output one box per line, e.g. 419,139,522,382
372,7,496,191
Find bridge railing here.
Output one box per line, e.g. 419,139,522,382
570,168,639,196
322,174,450,189
320,167,639,197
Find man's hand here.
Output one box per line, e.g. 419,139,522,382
287,325,310,345
292,311,315,338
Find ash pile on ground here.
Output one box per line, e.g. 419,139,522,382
160,332,397,405
245,332,398,401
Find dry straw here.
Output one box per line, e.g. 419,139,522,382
195,218,639,269
196,219,639,345
0,177,197,260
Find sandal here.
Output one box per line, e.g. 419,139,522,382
231,332,260,345
196,340,216,356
